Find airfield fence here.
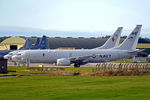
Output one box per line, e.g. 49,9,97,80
92,63,150,76
24,63,150,76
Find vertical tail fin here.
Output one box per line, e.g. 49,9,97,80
39,35,49,49
31,38,40,49
20,38,32,50
95,27,123,49
115,25,142,51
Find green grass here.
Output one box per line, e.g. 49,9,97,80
0,66,150,100
113,59,133,63
0,76,150,100
5,66,93,75
1,66,93,77
137,43,150,48
113,59,148,63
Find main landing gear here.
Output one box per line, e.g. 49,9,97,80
74,63,80,67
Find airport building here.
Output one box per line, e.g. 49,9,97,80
0,37,26,50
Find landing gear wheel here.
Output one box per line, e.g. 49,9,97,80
74,63,80,67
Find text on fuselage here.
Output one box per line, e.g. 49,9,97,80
92,54,111,58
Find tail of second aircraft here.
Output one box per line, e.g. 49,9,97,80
95,27,123,49
31,38,40,49
20,38,32,50
39,35,49,49
114,25,142,51
20,35,50,50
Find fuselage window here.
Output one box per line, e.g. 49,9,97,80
43,53,45,57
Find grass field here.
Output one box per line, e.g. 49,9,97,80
0,67,150,100
113,58,147,63
137,43,150,48
1,75,150,100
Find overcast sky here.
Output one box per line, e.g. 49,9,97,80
0,0,150,32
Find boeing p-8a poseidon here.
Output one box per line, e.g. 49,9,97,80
10,25,142,67
4,27,122,62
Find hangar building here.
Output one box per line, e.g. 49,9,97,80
0,37,25,50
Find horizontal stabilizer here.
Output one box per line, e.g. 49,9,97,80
128,49,145,53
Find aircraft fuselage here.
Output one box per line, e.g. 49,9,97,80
13,49,131,63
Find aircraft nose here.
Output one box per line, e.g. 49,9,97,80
12,55,26,62
12,55,20,62
4,55,9,59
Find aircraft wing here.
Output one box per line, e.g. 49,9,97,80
69,54,97,62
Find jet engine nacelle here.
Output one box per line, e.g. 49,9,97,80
57,58,71,66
